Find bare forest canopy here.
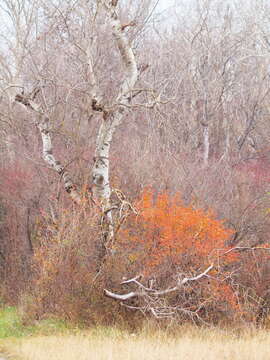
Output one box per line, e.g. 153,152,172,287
0,0,270,326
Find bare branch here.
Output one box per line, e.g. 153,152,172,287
104,265,213,301
15,92,82,205
223,246,270,255
104,289,139,301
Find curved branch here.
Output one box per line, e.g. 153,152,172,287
104,265,213,301
15,93,81,205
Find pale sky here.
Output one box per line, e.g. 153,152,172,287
158,0,176,11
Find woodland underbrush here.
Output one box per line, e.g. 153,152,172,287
1,189,269,329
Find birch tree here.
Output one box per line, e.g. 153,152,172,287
89,0,144,247
0,0,156,264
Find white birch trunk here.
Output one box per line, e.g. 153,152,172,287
15,94,81,204
38,116,81,204
3,0,81,206
91,1,139,240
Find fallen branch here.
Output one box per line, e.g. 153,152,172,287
104,264,213,300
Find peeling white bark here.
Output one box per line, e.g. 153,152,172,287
15,94,81,204
38,116,81,204
91,1,139,239
9,0,139,244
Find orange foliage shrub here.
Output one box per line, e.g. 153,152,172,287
114,189,241,322
22,188,270,325
119,189,235,275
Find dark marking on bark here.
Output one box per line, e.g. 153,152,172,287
57,167,64,175
15,94,31,107
91,99,103,112
65,184,74,193
94,174,104,185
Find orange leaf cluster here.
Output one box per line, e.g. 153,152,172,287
123,190,235,272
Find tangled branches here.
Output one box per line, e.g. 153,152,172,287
105,265,213,323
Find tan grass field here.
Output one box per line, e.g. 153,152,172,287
2,326,270,360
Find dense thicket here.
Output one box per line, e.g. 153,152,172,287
1,0,270,325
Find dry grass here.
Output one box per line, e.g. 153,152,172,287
3,326,270,360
